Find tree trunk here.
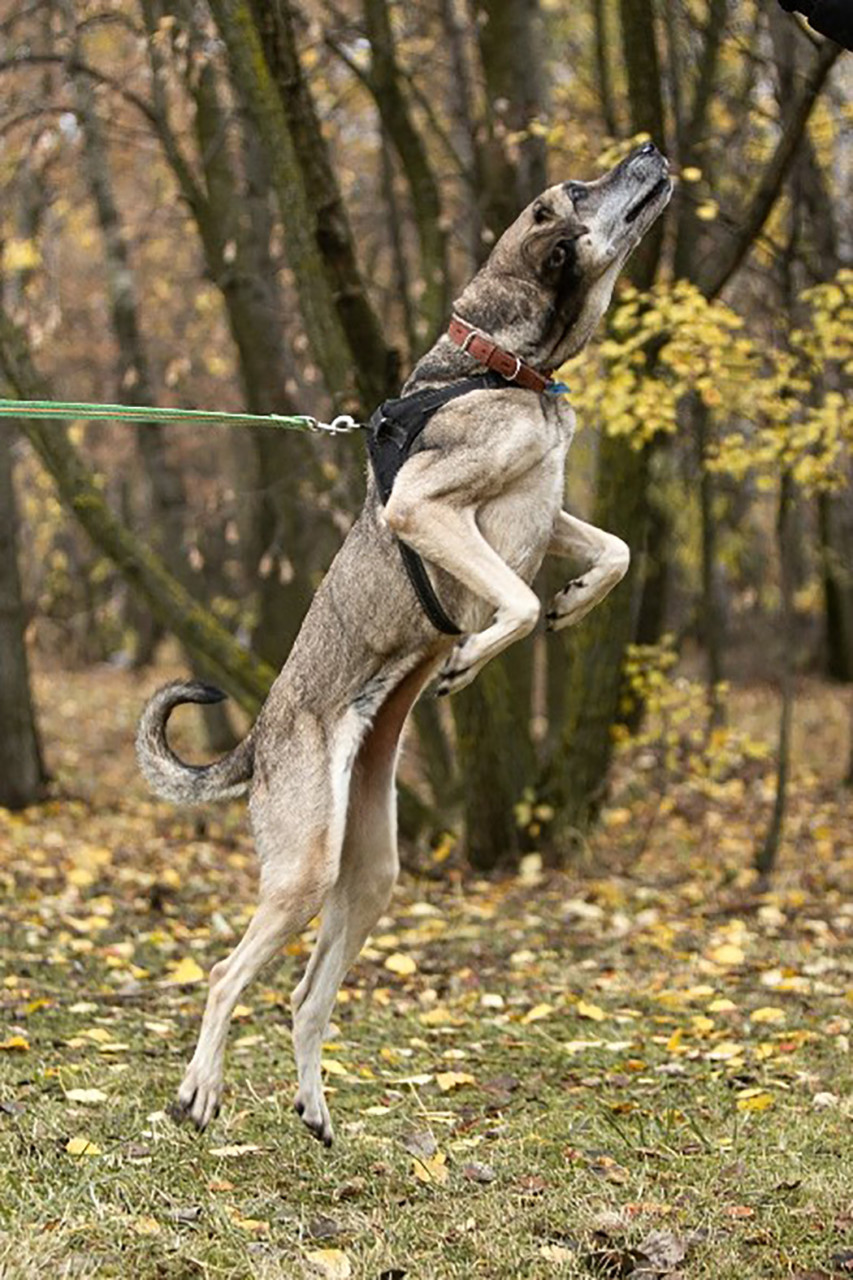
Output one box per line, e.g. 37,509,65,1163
818,489,853,682
0,309,275,713
67,37,237,748
0,425,47,809
546,440,649,833
206,0,370,409
755,472,795,883
473,0,548,242
362,0,450,347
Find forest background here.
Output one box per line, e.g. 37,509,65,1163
0,0,851,873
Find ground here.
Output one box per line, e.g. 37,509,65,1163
0,662,852,1280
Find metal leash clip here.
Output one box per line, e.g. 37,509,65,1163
307,413,362,435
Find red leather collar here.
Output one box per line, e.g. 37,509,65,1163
447,315,553,393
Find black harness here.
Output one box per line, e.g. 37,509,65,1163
366,372,508,635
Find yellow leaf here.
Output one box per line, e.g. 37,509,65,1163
132,1217,160,1235
163,956,205,985
65,1088,108,1106
707,998,737,1012
737,1091,774,1112
209,1143,264,1157
706,1040,744,1061
231,1214,269,1234
419,1006,466,1027
322,1057,349,1077
412,1151,449,1185
540,1243,574,1263
750,1006,785,1024
681,166,702,182
305,1248,352,1279
577,1000,606,1021
436,1071,476,1092
66,1136,102,1156
708,944,745,966
0,1035,29,1052
68,867,95,888
82,1027,113,1043
384,953,417,977
522,1002,554,1024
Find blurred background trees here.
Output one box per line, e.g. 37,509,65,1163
0,0,849,867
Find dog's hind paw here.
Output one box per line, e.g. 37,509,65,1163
172,1068,223,1131
294,1092,334,1148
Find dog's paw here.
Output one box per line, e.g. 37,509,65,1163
436,637,482,697
546,578,596,631
294,1090,334,1148
172,1065,222,1131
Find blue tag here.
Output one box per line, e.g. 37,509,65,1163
547,381,570,395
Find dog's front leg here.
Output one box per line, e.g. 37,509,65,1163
545,510,630,631
384,488,540,696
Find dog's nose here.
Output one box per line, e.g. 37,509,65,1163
639,142,657,156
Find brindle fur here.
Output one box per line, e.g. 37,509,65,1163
136,144,672,1144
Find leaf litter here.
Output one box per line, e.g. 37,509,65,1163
0,664,851,1277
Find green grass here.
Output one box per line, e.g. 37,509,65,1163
1,665,852,1278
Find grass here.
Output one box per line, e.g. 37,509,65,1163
0,663,852,1279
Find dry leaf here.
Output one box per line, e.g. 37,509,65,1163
65,1088,108,1106
750,1006,785,1024
436,1071,475,1092
66,1136,101,1156
709,944,745,966
522,1002,554,1024
163,956,205,985
0,1035,29,1052
577,1000,606,1021
208,1143,264,1157
384,953,417,977
305,1249,352,1279
412,1151,449,1184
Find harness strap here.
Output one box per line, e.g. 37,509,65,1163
367,373,506,635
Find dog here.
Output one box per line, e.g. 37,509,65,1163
137,142,672,1145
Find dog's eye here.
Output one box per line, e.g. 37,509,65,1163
532,202,551,224
567,182,588,205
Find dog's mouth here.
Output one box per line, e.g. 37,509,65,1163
624,177,671,224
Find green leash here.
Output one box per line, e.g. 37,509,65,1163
0,398,362,434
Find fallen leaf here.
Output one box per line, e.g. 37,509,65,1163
522,1002,555,1024
131,1216,160,1235
709,944,745,966
305,1250,352,1279
539,1243,574,1263
208,1143,264,1157
435,1071,476,1092
736,1090,774,1112
384,953,417,977
462,1161,496,1184
412,1151,449,1185
65,1088,108,1106
635,1229,689,1270
0,1036,29,1052
403,1130,437,1159
65,1136,102,1156
750,1006,785,1024
163,956,205,985
577,1000,606,1021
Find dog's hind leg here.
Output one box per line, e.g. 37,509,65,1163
173,714,355,1132
290,659,435,1145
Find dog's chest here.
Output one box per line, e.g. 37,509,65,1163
477,442,567,580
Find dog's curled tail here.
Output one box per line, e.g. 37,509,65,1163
136,680,254,804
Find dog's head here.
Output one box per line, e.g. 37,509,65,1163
455,143,672,370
